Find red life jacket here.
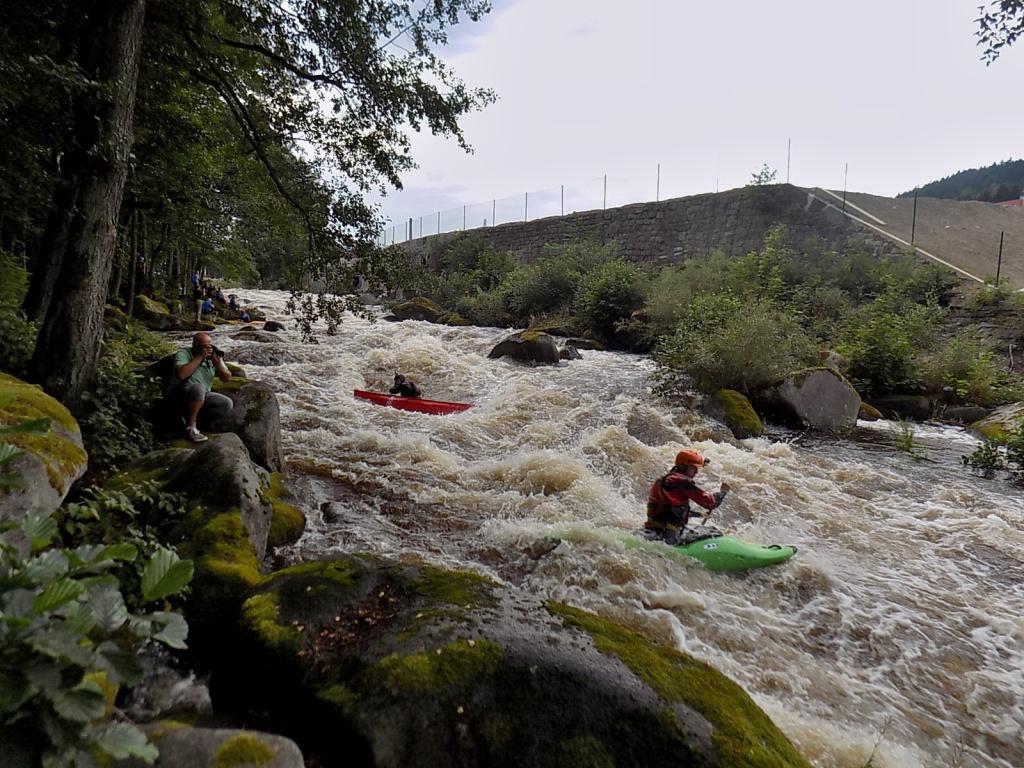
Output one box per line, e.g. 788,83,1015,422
646,473,696,530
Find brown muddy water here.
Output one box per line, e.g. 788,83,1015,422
211,290,1023,768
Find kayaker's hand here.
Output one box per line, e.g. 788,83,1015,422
720,482,731,494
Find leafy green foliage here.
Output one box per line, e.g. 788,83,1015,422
0,512,192,766
748,164,778,185
56,481,192,612
0,251,35,378
78,320,172,477
0,414,50,491
921,332,1001,405
963,439,1004,478
503,242,619,324
574,260,646,343
654,295,817,393
900,158,1024,200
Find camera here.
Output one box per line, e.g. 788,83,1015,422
212,346,226,359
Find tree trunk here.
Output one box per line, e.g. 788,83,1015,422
29,0,147,411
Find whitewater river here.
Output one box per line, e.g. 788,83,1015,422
217,290,1024,768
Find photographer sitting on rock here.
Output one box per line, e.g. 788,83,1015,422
168,332,233,442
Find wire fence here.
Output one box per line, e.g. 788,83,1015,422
375,163,740,246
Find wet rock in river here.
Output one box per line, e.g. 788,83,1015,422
756,367,861,431
487,330,560,364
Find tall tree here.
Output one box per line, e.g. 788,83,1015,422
977,1,1024,62
29,0,147,409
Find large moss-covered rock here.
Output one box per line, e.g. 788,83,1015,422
265,473,305,548
0,373,88,526
705,389,763,439
391,297,444,323
756,368,860,431
970,401,1024,440
216,555,810,768
207,380,283,473
134,295,174,329
857,402,882,422
487,331,560,365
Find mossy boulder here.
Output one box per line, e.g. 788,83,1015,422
563,337,605,351
487,331,560,364
391,297,444,323
134,294,174,329
756,368,860,431
559,344,583,361
941,405,992,425
0,373,88,528
857,402,882,421
215,555,810,768
121,726,304,768
705,389,763,439
970,401,1024,441
867,394,932,422
207,380,283,473
438,311,470,326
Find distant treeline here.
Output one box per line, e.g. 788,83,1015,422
900,159,1024,203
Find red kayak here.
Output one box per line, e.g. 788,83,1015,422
353,389,472,415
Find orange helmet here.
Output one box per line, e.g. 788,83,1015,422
675,449,708,469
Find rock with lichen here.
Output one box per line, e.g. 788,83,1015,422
116,726,304,768
0,373,88,532
207,379,283,473
756,368,860,431
210,555,811,768
487,331,560,364
391,297,444,323
970,401,1024,441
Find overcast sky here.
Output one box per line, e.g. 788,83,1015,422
373,0,1024,236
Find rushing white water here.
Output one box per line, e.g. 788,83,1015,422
214,290,1024,768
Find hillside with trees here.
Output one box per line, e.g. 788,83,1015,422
899,159,1024,203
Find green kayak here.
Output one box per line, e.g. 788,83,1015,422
623,527,797,572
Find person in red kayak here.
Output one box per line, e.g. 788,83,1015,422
389,372,422,398
645,449,730,544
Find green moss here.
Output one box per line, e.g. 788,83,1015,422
0,431,87,491
241,592,301,655
517,330,544,343
264,472,305,548
479,713,514,751
263,558,362,588
557,735,615,768
546,602,810,768
226,363,247,378
711,389,763,438
414,565,497,608
858,402,882,421
374,638,503,693
0,372,80,433
188,510,263,623
317,683,360,715
105,447,190,491
213,375,249,393
972,421,1009,441
135,295,170,316
211,733,275,768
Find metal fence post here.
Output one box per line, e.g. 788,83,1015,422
561,185,564,216
463,205,466,231
841,163,848,214
492,199,496,227
911,192,918,246
603,175,607,210
996,231,1005,286
524,192,528,222
656,163,660,202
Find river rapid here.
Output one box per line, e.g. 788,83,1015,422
217,290,1024,768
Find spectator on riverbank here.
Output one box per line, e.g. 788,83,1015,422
167,332,233,442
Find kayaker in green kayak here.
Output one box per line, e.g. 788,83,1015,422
644,449,730,545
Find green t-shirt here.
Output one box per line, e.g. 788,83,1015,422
173,347,216,391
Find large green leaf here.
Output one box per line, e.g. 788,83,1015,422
97,543,138,563
0,443,23,464
22,550,70,585
21,515,57,552
51,680,105,723
86,586,128,633
96,644,144,687
0,670,30,714
33,578,84,613
140,548,193,603
92,722,158,762
27,629,96,667
150,611,189,650
1,588,36,618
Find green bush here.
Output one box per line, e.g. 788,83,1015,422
838,284,944,397
504,241,617,324
654,295,817,393
574,259,646,342
79,320,173,476
637,250,736,342
0,251,36,378
968,281,1015,310
921,331,999,404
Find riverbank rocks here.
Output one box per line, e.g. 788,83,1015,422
214,555,810,768
121,726,304,768
488,331,560,364
941,405,992,424
0,373,88,529
756,367,860,431
264,320,286,332
134,295,174,329
970,401,1024,440
559,344,583,361
858,402,882,422
705,389,763,438
231,329,282,344
391,297,444,323
208,378,283,473
867,394,932,422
